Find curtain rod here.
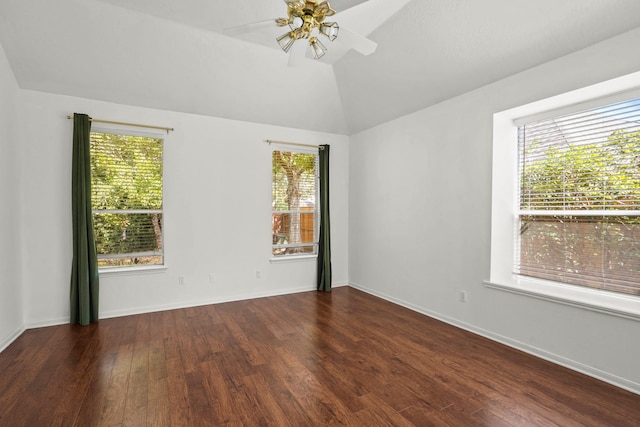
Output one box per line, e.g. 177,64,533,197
266,139,325,150
67,115,174,133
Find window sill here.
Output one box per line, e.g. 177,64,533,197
99,265,168,277
484,277,640,321
270,255,317,264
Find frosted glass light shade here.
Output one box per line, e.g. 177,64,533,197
289,16,304,30
309,37,327,59
319,22,339,41
277,32,296,53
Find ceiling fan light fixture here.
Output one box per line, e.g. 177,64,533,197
228,0,377,61
309,37,327,59
289,16,304,30
277,31,296,53
313,2,336,19
272,1,370,61
319,22,339,41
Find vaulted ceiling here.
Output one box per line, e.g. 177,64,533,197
1,0,640,134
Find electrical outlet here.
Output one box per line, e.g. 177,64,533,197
459,290,468,303
255,270,262,279
178,275,185,286
209,274,216,284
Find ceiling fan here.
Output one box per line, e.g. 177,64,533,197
223,0,377,63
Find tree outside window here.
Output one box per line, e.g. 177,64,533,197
518,99,640,296
90,132,164,268
272,150,319,256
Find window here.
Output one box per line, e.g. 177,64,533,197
517,99,640,296
90,131,164,268
272,148,319,257
489,72,640,318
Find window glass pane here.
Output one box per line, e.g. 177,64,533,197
272,150,319,256
91,132,163,210
519,99,640,211
90,132,164,267
94,212,163,267
519,215,640,295
517,97,640,295
272,212,317,256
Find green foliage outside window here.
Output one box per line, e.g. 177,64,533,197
521,129,640,210
272,150,318,256
519,128,640,295
90,132,163,267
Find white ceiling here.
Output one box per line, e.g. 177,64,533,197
1,0,640,135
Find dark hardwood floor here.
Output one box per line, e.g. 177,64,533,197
1,287,638,426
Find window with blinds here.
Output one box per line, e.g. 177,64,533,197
90,131,164,268
272,150,319,257
517,98,640,296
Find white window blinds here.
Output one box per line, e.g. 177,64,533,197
272,150,319,257
517,98,640,295
90,131,164,268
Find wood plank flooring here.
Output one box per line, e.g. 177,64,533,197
1,287,638,426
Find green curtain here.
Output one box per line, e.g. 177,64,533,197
70,113,100,325
317,145,332,292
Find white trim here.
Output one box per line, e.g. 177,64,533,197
0,325,26,353
11,284,348,351
25,316,69,329
91,129,166,273
272,244,318,250
98,284,319,319
331,282,349,288
93,209,163,214
510,71,640,125
518,210,640,217
98,252,163,260
484,279,640,321
270,254,317,263
270,144,321,259
348,283,640,395
513,85,640,126
491,71,640,317
100,282,347,318
99,265,168,276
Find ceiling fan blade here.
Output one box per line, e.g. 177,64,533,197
284,0,369,12
283,0,305,6
331,0,370,13
223,19,277,37
337,27,377,55
288,39,308,66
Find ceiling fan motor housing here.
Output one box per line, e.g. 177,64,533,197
277,1,340,59
283,1,336,38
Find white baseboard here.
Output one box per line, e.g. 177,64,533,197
25,317,69,329
1,281,365,354
348,282,640,396
19,283,348,330
0,325,26,353
100,282,348,319
99,284,323,319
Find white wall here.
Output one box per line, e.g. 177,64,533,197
349,28,640,393
5,16,640,397
18,91,349,326
0,42,23,350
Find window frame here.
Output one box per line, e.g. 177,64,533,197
90,126,166,274
270,143,320,261
486,72,640,321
